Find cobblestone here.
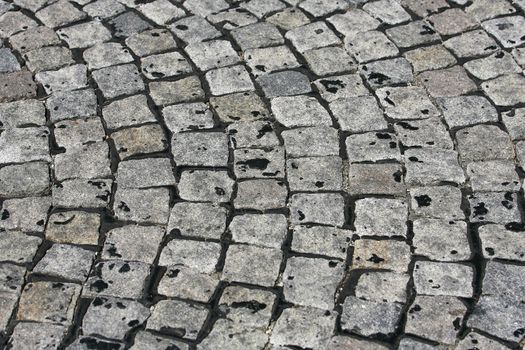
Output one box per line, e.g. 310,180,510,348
1,2,525,349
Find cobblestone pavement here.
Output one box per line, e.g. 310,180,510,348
1,0,525,349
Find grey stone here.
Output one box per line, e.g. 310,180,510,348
241,0,287,17
0,99,45,128
394,118,452,149
235,179,287,210
112,124,168,159
444,30,499,58
363,0,411,25
354,198,407,237
102,225,165,264
231,22,283,50
162,102,215,133
178,170,233,202
228,120,280,149
479,224,525,262
466,0,516,21
0,71,37,102
403,148,465,186
57,21,111,48
456,332,512,350
113,188,170,224
385,21,439,49
328,336,390,350
348,163,405,196
285,22,340,53
210,91,268,123
170,15,220,44
172,132,229,166
352,239,411,272
159,239,221,273
331,96,386,133
345,132,400,162
53,117,106,149
412,219,471,261
0,48,20,73
257,70,311,98
291,225,349,259
482,16,525,49
467,160,520,192
17,281,80,325
168,202,227,240
183,0,228,17
149,76,205,106
36,64,87,94
413,261,474,297
83,0,126,19
456,125,513,163
502,108,525,140
266,8,310,31
222,244,281,286
0,196,50,233
157,265,219,302
271,95,331,128
109,11,152,38
404,45,457,73
355,271,409,303
345,30,398,63
147,300,208,340
361,57,414,88
218,286,275,329
376,86,440,121
468,192,521,224
46,211,101,245
9,26,61,53
93,64,144,99
84,260,150,299
53,178,112,209
398,0,449,17
125,29,177,57
327,9,379,36
0,12,37,38
102,94,156,130
314,74,369,102
282,126,339,157
82,296,150,340
47,88,98,124
0,294,17,332
283,257,344,309
33,244,95,282
303,46,355,76
68,336,125,350
405,296,467,345
436,95,498,129
8,322,67,350
234,147,285,179
409,186,464,220
299,0,347,16
0,162,50,198
0,127,50,164
428,9,477,36
464,51,521,81
131,331,189,350
341,296,403,336
36,0,86,28
141,51,192,80
270,306,336,349
137,0,185,25
117,158,175,189
246,46,300,78
0,230,41,264
208,7,258,30
290,193,345,226
206,65,254,96
54,142,111,181
185,40,239,71
83,42,133,70
481,74,525,106
417,66,477,98
288,156,342,191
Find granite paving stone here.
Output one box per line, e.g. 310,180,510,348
1,3,524,348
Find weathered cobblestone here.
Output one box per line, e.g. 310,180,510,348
1,2,524,349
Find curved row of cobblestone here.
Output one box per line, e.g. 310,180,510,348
0,0,525,349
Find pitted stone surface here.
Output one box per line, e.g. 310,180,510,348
1,2,524,349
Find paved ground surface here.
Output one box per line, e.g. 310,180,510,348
0,0,525,349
